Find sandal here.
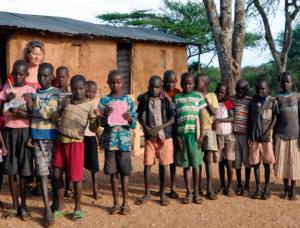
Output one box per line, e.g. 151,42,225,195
135,194,151,205
72,210,84,221
109,205,120,214
19,207,32,221
119,206,130,215
160,195,170,206
261,191,271,200
193,195,203,204
252,189,261,199
169,190,179,199
207,191,217,200
64,189,74,198
53,209,67,219
1,208,18,219
216,187,226,195
182,193,193,204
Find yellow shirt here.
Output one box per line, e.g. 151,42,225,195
202,93,219,130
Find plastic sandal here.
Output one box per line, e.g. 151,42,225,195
135,194,151,205
109,205,120,214
160,195,170,206
119,206,130,215
72,210,84,221
193,195,203,204
182,193,193,204
53,209,66,219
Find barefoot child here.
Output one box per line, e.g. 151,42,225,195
248,79,277,200
274,72,300,200
174,72,206,204
24,63,61,225
0,60,36,220
163,70,180,199
231,80,252,196
84,80,100,200
195,75,219,200
52,75,98,221
0,130,8,209
98,70,136,215
136,76,175,206
213,83,235,196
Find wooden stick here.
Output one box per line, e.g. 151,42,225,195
7,79,15,94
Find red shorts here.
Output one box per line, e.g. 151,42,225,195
52,141,84,182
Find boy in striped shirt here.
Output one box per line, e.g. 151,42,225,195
174,72,206,204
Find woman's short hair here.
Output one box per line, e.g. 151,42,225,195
23,40,45,63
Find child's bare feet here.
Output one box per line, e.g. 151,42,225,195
241,186,250,197
235,185,243,196
169,190,179,199
252,188,261,199
216,186,226,195
135,193,151,205
207,191,217,200
226,187,235,197
289,188,297,201
193,194,203,204
109,204,120,214
160,193,170,206
93,190,100,200
119,204,130,215
43,209,54,227
182,192,193,204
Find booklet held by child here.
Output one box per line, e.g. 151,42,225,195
108,101,128,126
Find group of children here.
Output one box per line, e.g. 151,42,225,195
0,59,299,226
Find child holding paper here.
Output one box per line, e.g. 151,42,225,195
97,69,136,215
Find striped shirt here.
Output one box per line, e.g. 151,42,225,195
31,87,60,140
231,96,252,134
174,91,207,135
216,100,233,135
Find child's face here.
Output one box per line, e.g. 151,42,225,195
71,80,87,101
29,47,44,66
38,67,53,89
256,81,268,98
235,83,247,98
281,75,292,92
12,65,28,87
148,79,162,98
196,77,207,92
163,74,176,92
216,86,227,102
86,84,97,99
56,70,69,88
181,77,194,93
108,75,123,94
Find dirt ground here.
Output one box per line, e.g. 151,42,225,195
0,151,299,228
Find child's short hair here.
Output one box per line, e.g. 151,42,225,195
163,70,176,80
87,80,97,88
70,74,86,86
236,79,249,89
23,40,45,63
181,72,194,82
255,78,268,87
215,83,230,96
280,72,292,82
149,75,162,84
12,59,29,72
108,69,123,81
56,66,69,75
39,62,54,75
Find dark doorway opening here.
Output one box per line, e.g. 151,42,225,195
0,35,7,86
117,43,132,95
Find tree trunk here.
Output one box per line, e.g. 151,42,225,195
197,45,202,72
203,0,245,95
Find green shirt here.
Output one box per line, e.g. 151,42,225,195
174,91,207,135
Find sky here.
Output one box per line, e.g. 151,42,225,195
0,0,287,67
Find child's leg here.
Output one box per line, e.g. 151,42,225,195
136,165,151,205
64,174,73,198
242,167,251,196
261,163,271,199
283,178,289,199
40,175,53,224
182,168,192,204
198,165,203,195
19,177,31,220
120,174,129,208
252,164,261,199
170,163,179,198
218,160,226,194
110,173,119,207
192,167,202,204
54,167,65,210
73,181,82,210
225,160,234,196
235,169,242,194
8,174,19,210
159,165,169,206
204,152,216,200
290,180,297,200
91,171,99,200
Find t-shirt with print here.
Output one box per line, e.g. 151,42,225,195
98,95,137,152
174,91,207,135
202,92,219,130
231,96,252,134
0,83,36,128
216,100,233,135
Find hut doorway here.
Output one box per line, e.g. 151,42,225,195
0,34,7,86
117,43,131,95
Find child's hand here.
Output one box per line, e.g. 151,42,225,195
94,109,104,118
197,136,203,149
1,147,8,156
23,93,33,101
122,112,132,123
145,127,158,138
61,97,70,110
177,136,184,151
212,119,219,131
106,107,113,116
8,107,17,113
6,92,16,102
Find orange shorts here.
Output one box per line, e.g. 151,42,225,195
249,141,275,165
144,138,173,165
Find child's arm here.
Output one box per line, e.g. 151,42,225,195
39,95,59,120
213,109,234,131
0,131,7,156
123,97,137,129
198,108,205,149
204,96,217,117
260,99,278,142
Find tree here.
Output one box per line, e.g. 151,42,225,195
98,0,214,71
203,0,246,94
251,0,300,81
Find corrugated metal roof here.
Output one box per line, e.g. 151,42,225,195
0,11,191,45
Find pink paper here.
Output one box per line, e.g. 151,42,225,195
108,101,128,126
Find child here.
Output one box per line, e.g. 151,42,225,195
163,70,180,198
0,60,36,220
52,74,98,221
136,75,175,206
174,72,206,204
97,70,136,215
231,79,252,196
0,131,8,208
274,72,300,200
213,83,235,196
195,75,219,200
24,63,60,225
84,80,100,200
248,79,277,200
54,66,73,198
